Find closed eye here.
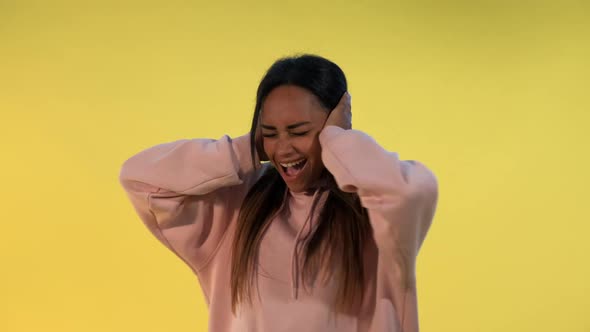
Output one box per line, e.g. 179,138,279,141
262,131,309,138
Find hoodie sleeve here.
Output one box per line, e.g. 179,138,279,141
318,125,439,331
118,133,263,271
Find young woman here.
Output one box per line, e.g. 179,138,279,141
119,54,439,332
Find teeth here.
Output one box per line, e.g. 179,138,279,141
280,159,306,168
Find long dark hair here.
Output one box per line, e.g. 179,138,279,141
230,54,372,314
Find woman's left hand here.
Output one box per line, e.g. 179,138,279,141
324,91,352,130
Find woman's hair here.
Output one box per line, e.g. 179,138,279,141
230,54,372,314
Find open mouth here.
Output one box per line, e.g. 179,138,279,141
280,158,307,179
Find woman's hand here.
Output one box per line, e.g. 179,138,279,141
323,91,352,130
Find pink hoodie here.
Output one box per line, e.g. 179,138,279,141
119,125,438,332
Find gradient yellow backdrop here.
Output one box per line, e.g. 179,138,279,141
1,1,588,331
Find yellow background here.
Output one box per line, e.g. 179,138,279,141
1,0,588,331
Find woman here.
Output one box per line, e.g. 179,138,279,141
119,54,439,332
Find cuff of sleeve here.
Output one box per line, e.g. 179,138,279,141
318,125,348,146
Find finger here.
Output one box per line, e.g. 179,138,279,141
343,92,352,129
343,91,351,113
333,91,350,114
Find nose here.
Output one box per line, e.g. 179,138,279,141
275,136,296,157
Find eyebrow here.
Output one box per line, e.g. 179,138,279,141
260,121,312,130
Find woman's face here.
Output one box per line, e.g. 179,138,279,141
260,85,329,193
